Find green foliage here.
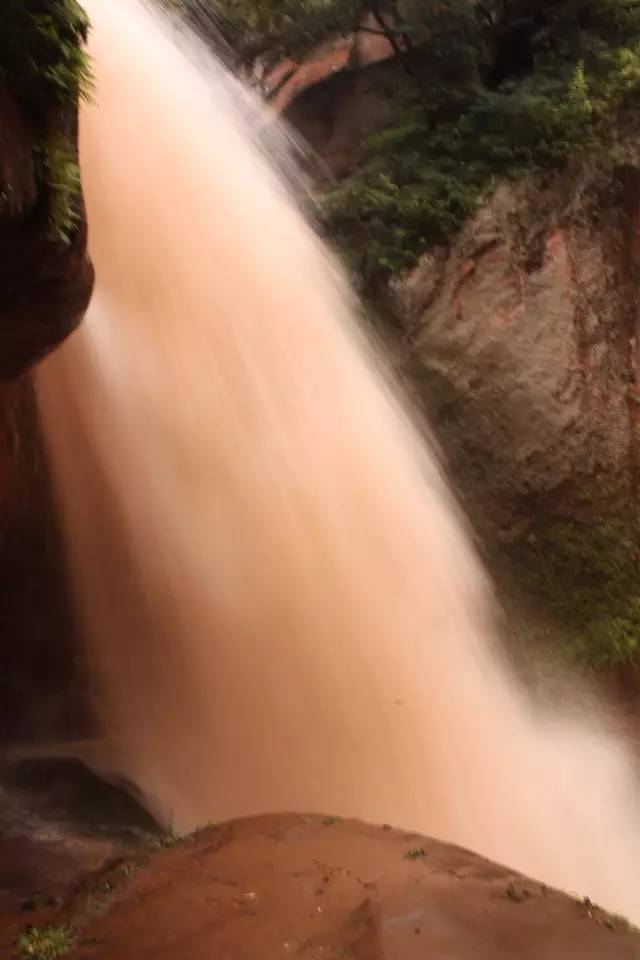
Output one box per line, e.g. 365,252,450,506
13,926,75,960
325,9,640,282
31,2,93,104
510,519,640,668
211,0,362,64
0,0,92,115
211,0,493,69
43,139,82,243
209,0,640,284
322,61,599,279
0,1,92,244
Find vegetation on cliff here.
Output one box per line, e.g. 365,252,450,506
0,0,92,242
207,1,640,288
1,0,92,109
508,516,640,668
324,1,640,284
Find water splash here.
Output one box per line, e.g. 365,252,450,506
37,0,640,920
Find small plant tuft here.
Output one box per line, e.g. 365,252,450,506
154,828,180,849
404,847,425,860
13,926,75,960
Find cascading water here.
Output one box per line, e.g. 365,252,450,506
35,0,640,921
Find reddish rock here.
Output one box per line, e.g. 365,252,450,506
50,814,640,960
393,182,634,536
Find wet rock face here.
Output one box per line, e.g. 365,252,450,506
0,81,93,381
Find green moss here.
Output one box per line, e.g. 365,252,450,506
507,517,640,668
40,137,82,243
318,3,640,287
0,1,92,113
324,56,640,284
0,1,92,243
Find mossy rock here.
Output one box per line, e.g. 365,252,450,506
0,0,92,243
505,514,640,668
0,1,93,378
0,0,91,115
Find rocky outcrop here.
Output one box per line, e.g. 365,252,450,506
393,180,636,540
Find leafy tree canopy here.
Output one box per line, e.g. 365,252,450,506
168,1,640,284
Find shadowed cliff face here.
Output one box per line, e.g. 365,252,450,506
0,378,86,742
0,6,94,740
